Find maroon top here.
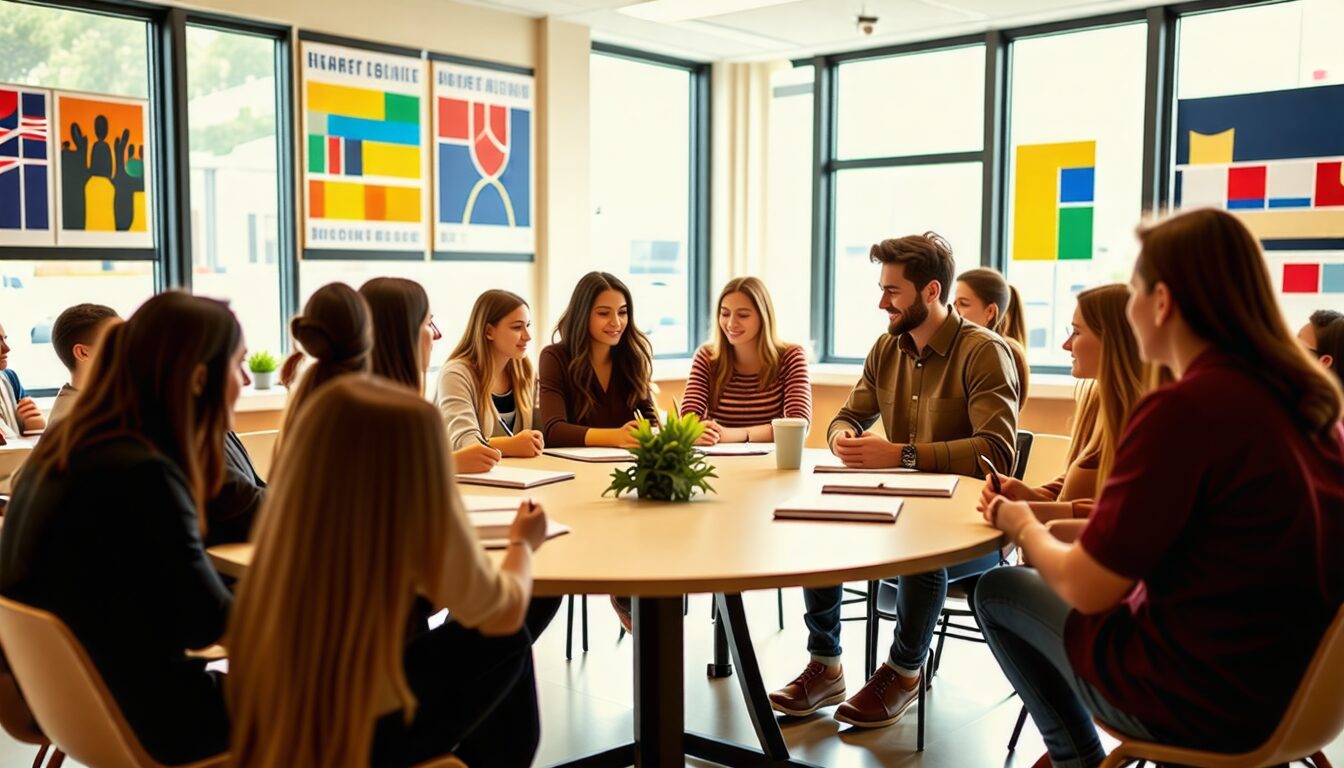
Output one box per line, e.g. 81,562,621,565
537,343,658,448
1066,349,1344,750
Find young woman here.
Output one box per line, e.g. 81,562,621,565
228,377,549,768
975,208,1344,767
680,276,811,445
1299,309,1344,387
277,282,373,451
0,320,47,438
954,267,1030,408
538,271,657,448
978,284,1146,525
0,292,244,765
359,277,501,474
437,289,544,458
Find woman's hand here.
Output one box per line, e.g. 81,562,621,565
499,430,544,458
455,442,502,474
980,495,1036,544
588,423,640,448
695,419,722,446
16,398,45,431
978,475,1045,509
508,499,548,552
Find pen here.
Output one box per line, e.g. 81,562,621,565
498,416,515,437
979,454,1003,494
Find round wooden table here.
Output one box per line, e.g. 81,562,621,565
210,448,1004,768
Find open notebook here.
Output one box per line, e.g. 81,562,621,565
774,494,903,524
468,510,572,549
543,447,635,463
813,464,914,474
698,443,773,457
821,473,959,498
457,466,575,489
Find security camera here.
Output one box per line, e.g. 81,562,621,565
857,14,878,35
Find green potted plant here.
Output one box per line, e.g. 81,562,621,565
248,350,279,391
603,411,718,502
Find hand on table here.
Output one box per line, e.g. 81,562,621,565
508,499,549,552
455,442,503,474
16,398,44,431
695,419,722,446
978,475,1044,510
832,432,902,469
499,430,544,458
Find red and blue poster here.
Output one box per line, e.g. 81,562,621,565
0,85,55,246
432,62,533,257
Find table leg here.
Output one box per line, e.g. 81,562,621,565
707,601,733,678
633,596,684,766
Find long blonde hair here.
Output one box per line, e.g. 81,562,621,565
447,289,535,431
1068,284,1149,485
227,376,463,766
708,277,793,405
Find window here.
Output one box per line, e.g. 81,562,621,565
299,259,533,374
827,44,985,361
588,48,705,358
187,26,284,359
1004,23,1147,369
764,64,814,355
1172,0,1344,328
0,3,155,391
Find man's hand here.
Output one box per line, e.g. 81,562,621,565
832,432,903,469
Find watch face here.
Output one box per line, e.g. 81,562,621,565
902,445,918,467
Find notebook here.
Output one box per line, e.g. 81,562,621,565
469,510,573,548
460,494,527,513
542,446,635,463
457,466,576,489
813,464,914,474
698,442,774,456
774,494,903,524
821,473,959,498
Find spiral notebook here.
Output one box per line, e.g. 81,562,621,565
774,494,903,524
457,466,575,489
821,473,959,498
543,447,635,463
468,510,572,548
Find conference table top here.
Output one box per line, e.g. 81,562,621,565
209,447,1005,597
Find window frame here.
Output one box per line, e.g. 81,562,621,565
589,42,710,361
807,0,1298,369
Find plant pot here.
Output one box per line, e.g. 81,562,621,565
252,370,275,390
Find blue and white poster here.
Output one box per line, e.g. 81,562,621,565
0,84,55,246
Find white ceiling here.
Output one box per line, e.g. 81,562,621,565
455,0,1179,62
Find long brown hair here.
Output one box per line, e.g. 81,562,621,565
447,289,535,431
18,292,240,533
279,282,372,440
552,271,653,420
228,376,465,766
956,267,1027,348
1135,209,1343,438
1069,284,1149,485
361,277,432,395
707,277,795,405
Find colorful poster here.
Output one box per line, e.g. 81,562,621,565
53,92,150,247
0,85,55,246
1011,141,1096,261
301,41,427,253
1174,83,1344,297
432,62,533,257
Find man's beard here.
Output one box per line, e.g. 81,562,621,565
887,299,929,337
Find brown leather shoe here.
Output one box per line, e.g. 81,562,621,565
610,595,633,635
768,661,846,717
833,665,919,728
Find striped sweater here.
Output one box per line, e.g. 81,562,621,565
681,344,812,428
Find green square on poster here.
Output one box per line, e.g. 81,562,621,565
307,134,325,174
1058,206,1093,260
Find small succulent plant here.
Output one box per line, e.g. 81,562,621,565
603,411,718,502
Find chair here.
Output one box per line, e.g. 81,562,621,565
1013,430,1035,481
0,643,62,768
1096,604,1344,768
0,595,227,768
1020,433,1071,488
414,756,469,768
235,429,278,482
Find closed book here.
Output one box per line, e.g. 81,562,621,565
698,443,773,456
468,510,572,548
460,494,526,513
543,447,635,463
457,466,576,489
774,494,902,523
813,464,914,474
821,473,959,498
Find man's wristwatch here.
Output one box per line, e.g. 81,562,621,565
901,444,918,469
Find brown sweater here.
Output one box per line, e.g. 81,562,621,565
537,343,658,447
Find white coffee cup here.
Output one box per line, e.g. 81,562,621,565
772,417,808,470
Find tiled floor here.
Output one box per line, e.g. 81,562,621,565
4,588,1341,767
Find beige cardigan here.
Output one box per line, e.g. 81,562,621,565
434,358,533,451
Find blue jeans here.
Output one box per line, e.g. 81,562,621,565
803,551,1001,670
975,567,1155,768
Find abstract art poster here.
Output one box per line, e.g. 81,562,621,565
432,61,534,258
53,91,152,248
0,84,56,247
301,40,428,254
